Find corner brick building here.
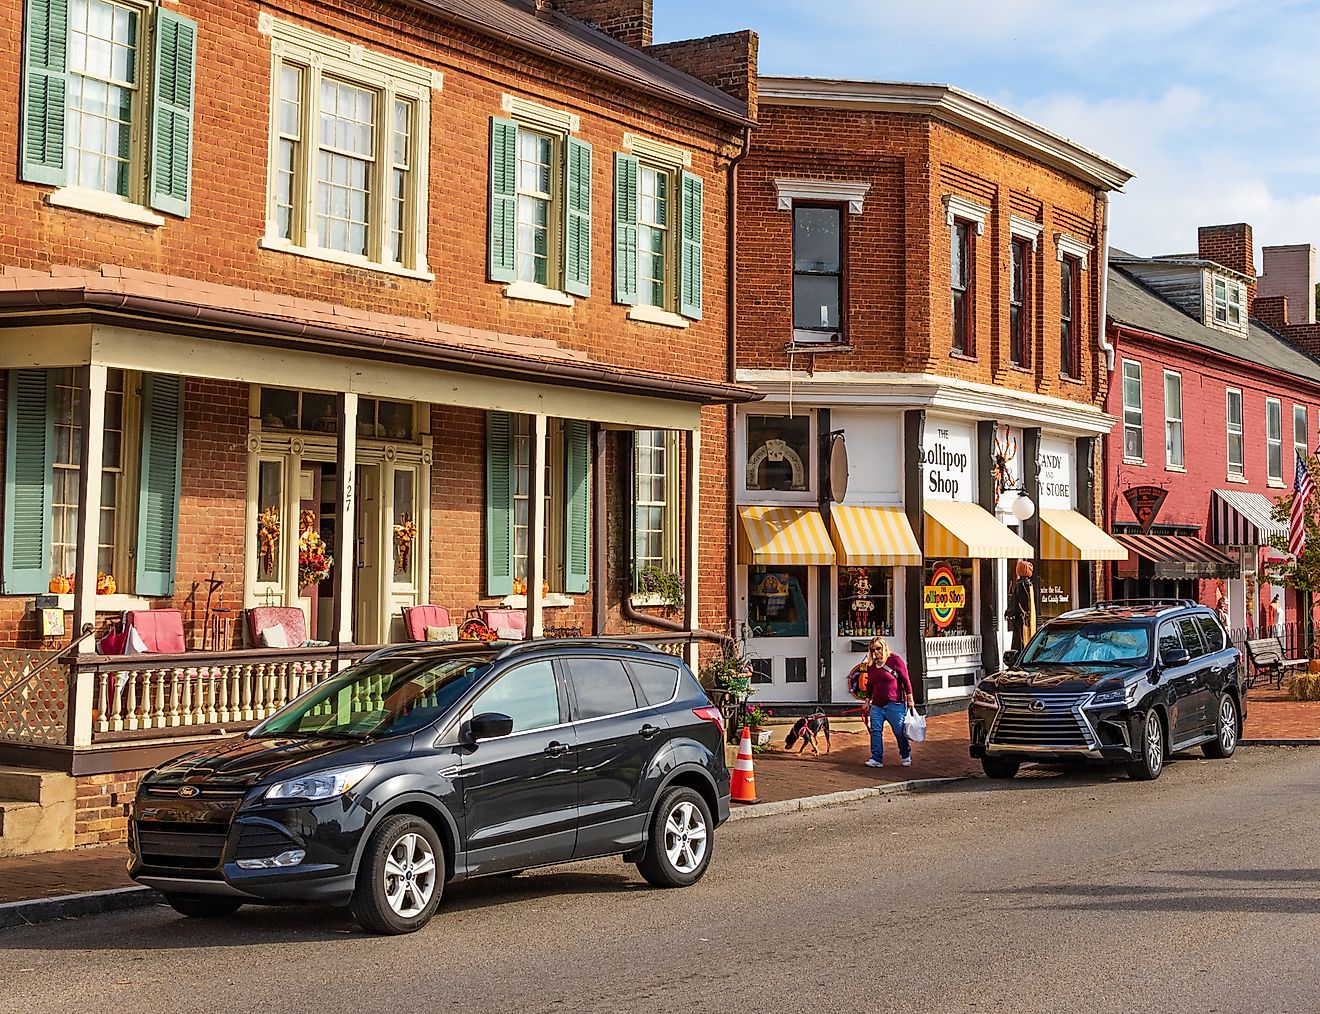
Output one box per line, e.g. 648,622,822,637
731,78,1133,706
0,0,758,849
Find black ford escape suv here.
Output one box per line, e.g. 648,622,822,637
129,639,730,934
969,600,1245,782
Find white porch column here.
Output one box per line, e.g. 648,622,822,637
69,364,107,747
528,413,548,639
331,392,358,644
683,426,701,669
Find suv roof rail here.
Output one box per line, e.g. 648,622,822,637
493,637,667,662
1092,598,1196,610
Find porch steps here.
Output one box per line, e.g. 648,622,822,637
0,768,75,858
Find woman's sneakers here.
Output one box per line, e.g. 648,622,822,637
901,756,912,766
864,758,883,768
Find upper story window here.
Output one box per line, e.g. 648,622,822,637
1164,371,1184,469
1296,405,1309,463
745,414,813,494
1226,388,1244,478
1267,397,1284,484
1010,238,1031,368
261,16,437,278
614,149,703,324
1060,256,1080,378
20,0,197,223
950,220,974,356
1122,360,1143,462
515,128,556,287
793,205,844,344
1212,276,1244,328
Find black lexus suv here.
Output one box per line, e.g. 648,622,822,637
969,600,1245,782
129,639,730,934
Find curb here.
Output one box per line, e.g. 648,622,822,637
0,885,159,931
1241,738,1320,747
726,776,964,821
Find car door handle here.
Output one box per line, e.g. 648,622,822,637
545,741,570,757
639,723,661,740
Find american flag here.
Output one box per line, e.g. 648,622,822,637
1290,450,1315,558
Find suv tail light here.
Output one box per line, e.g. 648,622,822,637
693,706,725,739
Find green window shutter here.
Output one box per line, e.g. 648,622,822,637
563,420,590,594
3,370,54,594
488,118,518,283
485,412,514,596
563,137,592,298
679,170,704,320
20,0,69,186
135,374,183,597
149,9,198,217
613,153,639,305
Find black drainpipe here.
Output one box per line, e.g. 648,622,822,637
725,126,753,637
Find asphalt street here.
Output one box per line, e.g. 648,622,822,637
5,747,1320,1014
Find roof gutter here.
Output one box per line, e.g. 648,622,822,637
0,287,763,405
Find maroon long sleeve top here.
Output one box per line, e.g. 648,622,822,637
865,654,913,707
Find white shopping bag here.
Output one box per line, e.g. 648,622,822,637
904,708,927,743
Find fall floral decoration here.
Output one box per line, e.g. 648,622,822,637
393,514,418,574
458,618,498,642
512,577,527,596
96,572,116,595
257,506,281,576
297,509,333,587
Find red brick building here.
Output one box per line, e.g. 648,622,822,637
0,0,758,848
1105,223,1320,647
733,78,1132,706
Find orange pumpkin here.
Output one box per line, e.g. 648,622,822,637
48,575,71,594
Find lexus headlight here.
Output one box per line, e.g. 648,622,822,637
265,763,374,802
971,687,998,709
1088,684,1136,709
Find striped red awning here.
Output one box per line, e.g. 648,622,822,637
1112,534,1239,580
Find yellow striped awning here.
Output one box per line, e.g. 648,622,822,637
924,499,1032,559
1040,508,1129,561
738,506,835,566
829,505,922,566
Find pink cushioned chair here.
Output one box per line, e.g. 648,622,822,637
401,605,452,643
123,609,187,654
246,606,308,649
479,607,526,641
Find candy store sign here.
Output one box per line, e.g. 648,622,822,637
1037,438,1074,509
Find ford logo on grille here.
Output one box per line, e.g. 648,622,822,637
177,785,200,798
1028,700,1046,713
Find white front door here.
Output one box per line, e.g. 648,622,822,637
740,565,818,703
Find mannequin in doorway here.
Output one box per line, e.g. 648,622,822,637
1006,560,1037,654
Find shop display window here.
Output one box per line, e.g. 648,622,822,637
922,559,974,637
1038,560,1074,622
838,566,895,638
745,414,811,492
747,566,808,638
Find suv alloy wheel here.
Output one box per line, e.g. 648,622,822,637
637,786,713,888
1202,693,1239,759
1126,711,1165,781
350,814,445,934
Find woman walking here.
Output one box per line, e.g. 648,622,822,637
863,637,915,768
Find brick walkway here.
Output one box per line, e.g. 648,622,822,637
1245,684,1320,740
0,845,132,907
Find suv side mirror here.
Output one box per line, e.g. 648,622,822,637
1160,647,1191,669
1002,649,1020,669
469,712,514,742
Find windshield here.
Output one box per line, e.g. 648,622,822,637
1020,621,1152,667
251,654,492,740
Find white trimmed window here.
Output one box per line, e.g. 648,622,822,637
1295,404,1308,464
1213,276,1244,327
261,16,437,277
634,430,679,584
1122,360,1143,462
1226,388,1244,478
1163,370,1183,469
1267,397,1283,484
638,165,671,309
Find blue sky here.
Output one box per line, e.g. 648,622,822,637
654,0,1320,261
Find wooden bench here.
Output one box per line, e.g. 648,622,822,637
1244,637,1308,690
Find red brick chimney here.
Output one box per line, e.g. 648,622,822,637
548,0,653,48
1198,223,1257,314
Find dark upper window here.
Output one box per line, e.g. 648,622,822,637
792,205,843,343
1177,616,1208,658
566,657,639,720
1060,256,1079,378
951,220,974,356
1010,239,1031,368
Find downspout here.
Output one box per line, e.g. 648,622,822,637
725,126,753,636
1096,191,1116,372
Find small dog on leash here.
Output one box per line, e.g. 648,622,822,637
783,710,831,755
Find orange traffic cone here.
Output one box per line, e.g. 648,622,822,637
730,725,759,804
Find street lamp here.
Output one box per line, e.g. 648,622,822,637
1007,488,1036,522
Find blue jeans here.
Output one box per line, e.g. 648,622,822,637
869,703,911,763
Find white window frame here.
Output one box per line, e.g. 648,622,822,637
632,430,681,595
1267,397,1284,485
1213,275,1244,328
1122,359,1143,463
625,136,691,329
738,409,818,503
1295,404,1308,465
1163,370,1184,471
1226,388,1244,479
259,15,439,280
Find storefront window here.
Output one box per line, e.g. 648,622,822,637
745,414,811,492
1038,560,1074,622
747,566,808,638
923,559,974,637
838,566,895,638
